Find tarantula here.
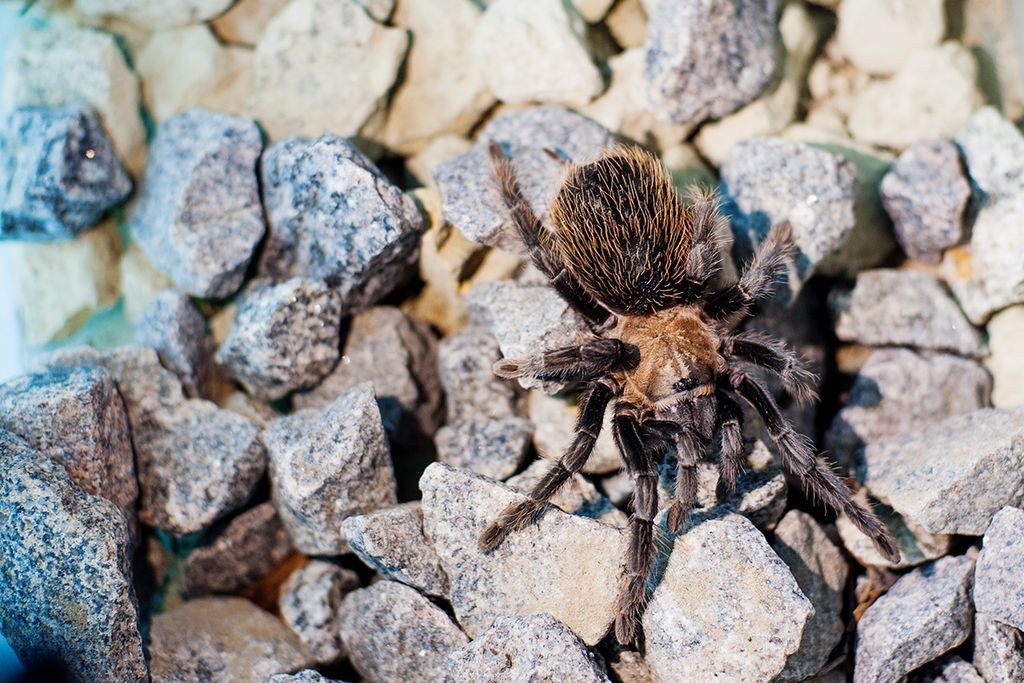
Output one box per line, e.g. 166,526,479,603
479,142,900,645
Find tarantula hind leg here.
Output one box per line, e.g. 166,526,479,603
478,379,617,552
704,220,795,321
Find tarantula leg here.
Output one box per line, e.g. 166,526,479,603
493,338,639,383
478,379,618,552
728,371,901,563
612,410,660,646
723,331,818,405
666,426,704,534
680,187,727,292
704,221,795,321
714,393,745,501
488,141,611,325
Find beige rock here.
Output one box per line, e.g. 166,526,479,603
573,0,615,22
836,0,945,76
249,0,408,140
381,0,495,155
528,390,622,475
119,244,174,322
963,0,1024,120
211,0,290,46
985,306,1024,407
473,0,604,107
12,221,121,346
406,134,473,190
805,38,872,130
74,0,235,30
605,0,647,50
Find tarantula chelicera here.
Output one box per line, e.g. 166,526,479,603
479,142,901,645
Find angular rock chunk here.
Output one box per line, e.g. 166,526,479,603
268,671,339,683
279,560,361,664
339,581,469,683
437,324,519,423
265,383,397,555
854,555,975,683
136,289,217,398
837,493,951,569
0,431,147,683
129,108,264,298
420,462,626,645
0,105,131,241
985,305,1024,408
973,612,1024,683
435,416,532,481
955,105,1024,201
974,506,1024,630
508,459,628,529
835,0,945,76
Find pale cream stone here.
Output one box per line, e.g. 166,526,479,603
985,306,1024,408
211,0,290,46
74,0,235,30
836,0,945,76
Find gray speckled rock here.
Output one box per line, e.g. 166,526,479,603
955,106,1024,201
339,581,469,683
837,493,951,569
834,269,986,358
435,416,532,481
529,390,622,475
644,0,781,126
294,306,442,442
508,458,628,529
341,502,450,597
0,104,132,241
693,440,789,531
974,506,1024,630
258,135,424,309
447,613,610,683
267,671,340,683
854,555,975,683
880,140,971,263
0,366,138,536
0,431,147,683
128,108,265,298
974,612,1024,683
644,513,812,682
183,502,294,596
859,407,1024,535
437,324,519,423
217,278,343,401
420,462,626,645
826,348,992,468
279,560,361,665
772,511,849,682
721,137,857,286
912,656,984,683
265,383,397,555
136,289,215,398
434,107,613,252
148,597,312,683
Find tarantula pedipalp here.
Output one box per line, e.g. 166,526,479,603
479,142,901,646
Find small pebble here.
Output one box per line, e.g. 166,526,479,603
954,106,1024,201
135,289,217,399
437,324,520,423
279,560,361,664
835,0,945,76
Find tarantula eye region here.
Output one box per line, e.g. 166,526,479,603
672,377,699,393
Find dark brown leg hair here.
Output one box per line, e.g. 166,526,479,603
493,338,639,383
488,141,612,325
612,408,660,646
680,187,727,296
728,370,901,563
704,221,794,321
479,379,618,552
666,425,705,533
723,331,818,405
714,393,745,501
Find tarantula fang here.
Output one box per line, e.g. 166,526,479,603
479,141,900,646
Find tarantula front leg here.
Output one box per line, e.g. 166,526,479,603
479,378,619,551
704,221,794,321
714,393,745,501
493,338,639,383
722,331,818,405
727,370,901,563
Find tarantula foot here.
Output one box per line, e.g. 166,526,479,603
614,611,641,646
715,477,736,503
876,532,902,565
478,520,510,552
478,499,546,552
666,501,689,534
492,358,525,379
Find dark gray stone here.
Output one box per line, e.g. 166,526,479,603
0,104,132,241
434,107,613,252
183,502,294,596
279,560,361,665
339,581,469,683
258,135,424,309
974,506,1024,630
265,383,397,555
437,324,520,423
128,108,264,298
880,140,971,263
135,288,216,398
435,416,532,481
644,0,781,125
217,278,344,401
0,430,147,683
973,612,1024,683
854,555,975,683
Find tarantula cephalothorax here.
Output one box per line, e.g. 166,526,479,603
479,142,901,645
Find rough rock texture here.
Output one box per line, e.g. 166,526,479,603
279,560,361,664
183,502,294,596
211,0,292,46
216,278,343,401
985,305,1024,407
529,391,622,475
825,349,992,467
854,555,975,683
437,324,519,423
435,416,532,481
974,612,1024,683
0,104,131,241
258,135,425,308
644,0,781,126
644,513,813,682
135,289,215,398
148,597,312,683
249,0,408,139
434,107,613,252
339,581,469,683
0,366,138,535
880,140,971,263
692,441,789,531
954,105,1024,201
420,463,626,645
974,506,1024,630
721,137,858,286
772,511,849,681
913,656,984,683
835,0,945,75
858,407,1024,535
834,270,985,358
341,502,450,597
75,0,235,30
128,109,265,298
265,383,397,554
837,493,951,569
0,431,147,683
508,458,628,529
447,613,610,683
472,0,603,108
